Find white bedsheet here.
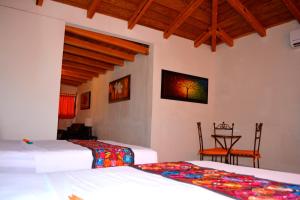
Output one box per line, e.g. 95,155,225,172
0,140,157,173
0,140,93,173
0,161,299,200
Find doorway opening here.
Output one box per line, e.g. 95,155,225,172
57,25,150,141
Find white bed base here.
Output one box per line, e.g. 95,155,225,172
0,161,299,200
0,140,157,173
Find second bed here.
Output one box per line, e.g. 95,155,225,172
0,139,158,173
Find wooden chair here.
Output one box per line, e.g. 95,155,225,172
230,123,263,168
197,122,227,161
213,122,235,163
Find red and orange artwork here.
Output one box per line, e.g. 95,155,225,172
109,75,130,103
161,70,208,104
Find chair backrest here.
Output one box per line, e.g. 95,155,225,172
254,123,263,153
197,122,204,152
213,122,234,147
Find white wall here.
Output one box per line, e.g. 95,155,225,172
150,39,216,162
76,53,153,147
1,0,299,173
0,0,215,161
60,84,77,94
214,21,300,173
6,0,214,160
0,5,65,140
58,84,77,130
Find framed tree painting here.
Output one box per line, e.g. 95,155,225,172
109,75,130,103
161,69,208,104
80,91,91,110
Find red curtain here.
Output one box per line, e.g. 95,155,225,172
59,95,76,119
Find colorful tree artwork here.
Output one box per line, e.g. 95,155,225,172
161,70,208,104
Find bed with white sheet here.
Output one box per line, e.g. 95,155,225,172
0,161,299,200
100,140,158,165
0,140,157,173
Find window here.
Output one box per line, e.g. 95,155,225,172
58,94,76,119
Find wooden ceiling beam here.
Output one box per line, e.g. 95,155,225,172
62,66,99,77
62,60,106,73
36,0,43,6
216,27,234,47
63,53,114,71
64,35,135,61
62,70,92,80
211,0,218,52
61,79,82,86
62,71,94,81
87,0,101,19
282,0,300,23
194,31,212,47
65,26,148,55
61,75,87,83
154,0,210,23
227,0,266,37
128,0,154,29
164,0,205,39
64,44,124,66
61,82,80,87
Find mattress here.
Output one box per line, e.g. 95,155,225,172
0,161,299,200
0,140,157,173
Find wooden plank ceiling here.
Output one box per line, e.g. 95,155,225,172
61,26,149,86
37,0,300,52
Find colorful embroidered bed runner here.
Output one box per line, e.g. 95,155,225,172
70,140,134,168
132,162,300,200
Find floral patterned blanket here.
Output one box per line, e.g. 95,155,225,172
133,162,300,200
70,140,134,168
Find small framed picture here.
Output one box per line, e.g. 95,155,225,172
80,91,91,110
109,75,130,103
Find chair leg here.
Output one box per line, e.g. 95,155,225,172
233,155,236,165
257,158,260,168
236,156,239,165
253,158,256,168
234,155,236,165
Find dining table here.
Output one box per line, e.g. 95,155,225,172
211,134,241,164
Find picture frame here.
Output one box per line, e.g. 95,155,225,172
80,91,91,110
109,75,130,103
161,69,208,104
